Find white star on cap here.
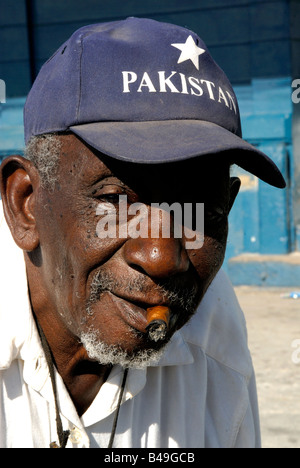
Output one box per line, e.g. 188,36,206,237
171,35,205,70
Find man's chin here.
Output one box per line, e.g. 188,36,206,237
80,330,167,369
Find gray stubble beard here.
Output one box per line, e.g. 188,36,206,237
80,329,166,369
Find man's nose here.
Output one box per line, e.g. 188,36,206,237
123,237,190,279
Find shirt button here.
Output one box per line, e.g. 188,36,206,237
69,427,83,444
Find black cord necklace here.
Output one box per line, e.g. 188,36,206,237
36,320,128,448
36,320,70,448
108,367,128,448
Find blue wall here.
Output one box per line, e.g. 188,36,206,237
224,78,299,285
227,78,293,257
0,98,25,159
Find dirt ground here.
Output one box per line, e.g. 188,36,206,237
235,286,300,449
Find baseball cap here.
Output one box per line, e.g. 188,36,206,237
24,17,285,188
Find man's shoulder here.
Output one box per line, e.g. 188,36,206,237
180,269,253,379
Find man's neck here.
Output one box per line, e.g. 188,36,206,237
36,312,112,416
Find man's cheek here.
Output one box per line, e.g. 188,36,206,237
189,240,225,279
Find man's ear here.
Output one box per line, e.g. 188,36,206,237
228,177,241,213
0,155,40,251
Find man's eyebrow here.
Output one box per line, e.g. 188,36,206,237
85,167,115,185
88,174,126,188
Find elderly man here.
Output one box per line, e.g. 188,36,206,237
0,18,284,448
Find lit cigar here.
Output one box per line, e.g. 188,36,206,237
146,306,170,342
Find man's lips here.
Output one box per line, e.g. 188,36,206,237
104,291,151,334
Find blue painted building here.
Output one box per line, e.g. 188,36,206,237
0,0,299,285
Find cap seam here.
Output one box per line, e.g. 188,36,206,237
75,34,85,125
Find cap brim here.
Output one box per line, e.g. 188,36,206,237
70,120,286,188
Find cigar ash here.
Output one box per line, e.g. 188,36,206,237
146,319,168,342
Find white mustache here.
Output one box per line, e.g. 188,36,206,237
88,270,199,314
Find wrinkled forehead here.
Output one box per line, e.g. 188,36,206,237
102,153,230,189
57,133,231,200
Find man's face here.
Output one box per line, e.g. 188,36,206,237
31,134,233,366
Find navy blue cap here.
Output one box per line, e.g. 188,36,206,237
24,17,285,188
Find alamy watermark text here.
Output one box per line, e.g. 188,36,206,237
292,79,300,104
95,195,204,249
0,79,6,103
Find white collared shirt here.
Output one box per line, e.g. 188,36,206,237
0,204,260,448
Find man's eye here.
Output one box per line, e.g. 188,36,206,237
97,193,122,204
205,207,226,222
